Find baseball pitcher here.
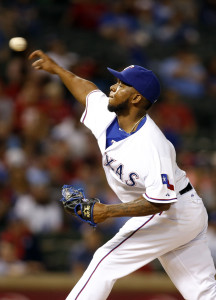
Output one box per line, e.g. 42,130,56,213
29,50,216,300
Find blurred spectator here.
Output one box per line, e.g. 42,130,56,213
98,1,150,66
46,39,79,75
43,81,74,126
4,57,26,101
153,0,175,25
158,49,206,98
153,0,199,45
174,0,198,25
13,168,63,234
0,148,28,229
0,218,44,275
5,0,41,37
69,224,103,275
4,147,29,202
155,11,199,45
12,80,51,161
51,118,89,158
206,55,216,98
0,80,15,156
14,80,45,131
70,57,98,81
46,136,77,185
195,166,216,212
5,148,26,169
0,163,11,229
0,80,14,125
0,240,28,276
150,89,197,148
65,0,107,30
134,0,155,45
98,1,139,45
200,0,216,27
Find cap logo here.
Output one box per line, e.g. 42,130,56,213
123,65,134,71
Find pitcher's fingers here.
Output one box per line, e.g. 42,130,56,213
32,59,43,68
28,50,46,60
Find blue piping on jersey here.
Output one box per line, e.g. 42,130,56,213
144,193,177,202
81,90,100,123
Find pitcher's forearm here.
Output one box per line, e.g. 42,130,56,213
105,198,170,217
55,66,98,106
93,197,171,223
29,50,98,106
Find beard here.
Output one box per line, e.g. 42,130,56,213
108,98,129,114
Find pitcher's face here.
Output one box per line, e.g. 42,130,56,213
108,80,135,114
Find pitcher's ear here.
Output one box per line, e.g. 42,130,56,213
131,93,142,104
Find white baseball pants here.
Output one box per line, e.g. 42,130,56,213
66,191,216,300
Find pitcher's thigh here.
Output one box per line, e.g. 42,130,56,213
159,238,216,300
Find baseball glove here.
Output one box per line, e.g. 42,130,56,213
60,185,100,227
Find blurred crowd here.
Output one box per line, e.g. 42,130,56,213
0,0,216,275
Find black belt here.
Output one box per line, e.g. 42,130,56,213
179,182,193,195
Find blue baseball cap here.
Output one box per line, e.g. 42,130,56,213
107,65,160,104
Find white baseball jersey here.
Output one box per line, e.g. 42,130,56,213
81,89,188,204
67,89,216,300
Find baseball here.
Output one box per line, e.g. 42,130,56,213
9,37,27,52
